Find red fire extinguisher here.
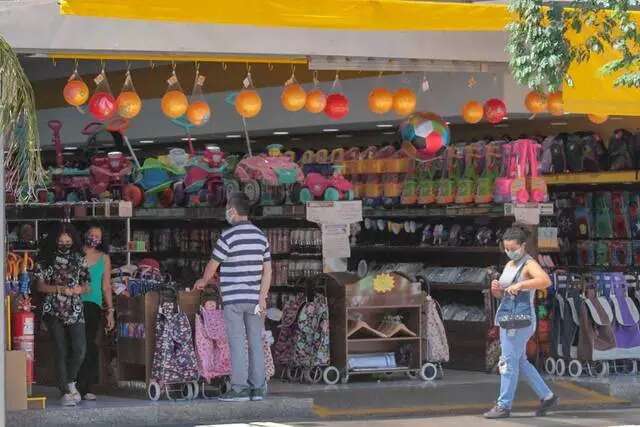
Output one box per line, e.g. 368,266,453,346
12,296,35,386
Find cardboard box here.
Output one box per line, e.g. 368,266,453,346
5,350,28,411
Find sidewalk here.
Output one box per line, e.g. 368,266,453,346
9,370,636,426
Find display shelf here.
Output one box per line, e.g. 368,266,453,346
351,245,501,254
346,366,410,374
347,305,422,310
544,171,640,186
347,337,419,343
364,205,508,218
427,283,489,291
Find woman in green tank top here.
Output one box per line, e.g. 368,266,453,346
77,225,114,401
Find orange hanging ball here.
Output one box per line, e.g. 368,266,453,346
305,89,327,114
588,113,608,124
235,89,262,118
461,101,483,124
524,91,547,114
161,90,189,119
368,87,393,115
116,91,142,119
393,88,417,116
281,83,307,112
547,92,564,116
186,100,212,126
63,80,90,107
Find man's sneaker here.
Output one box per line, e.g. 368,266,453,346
68,382,81,403
483,405,511,419
535,394,559,416
83,393,97,401
218,389,251,402
61,393,77,407
250,387,266,401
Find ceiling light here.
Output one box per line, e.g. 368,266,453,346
610,117,625,121
383,131,396,135
181,137,197,141
290,137,302,141
494,124,509,128
336,134,352,138
376,124,394,128
138,139,154,144
309,56,505,73
273,131,289,136
550,122,568,126
63,152,75,156
323,128,339,132
226,134,242,139
63,146,78,151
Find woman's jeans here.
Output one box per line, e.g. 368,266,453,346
45,316,87,395
498,324,552,409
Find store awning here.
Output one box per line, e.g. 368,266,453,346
59,0,511,31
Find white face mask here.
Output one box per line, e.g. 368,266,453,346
225,209,234,224
505,246,525,261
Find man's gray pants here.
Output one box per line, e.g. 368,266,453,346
223,303,266,392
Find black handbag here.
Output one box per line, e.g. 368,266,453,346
495,263,533,330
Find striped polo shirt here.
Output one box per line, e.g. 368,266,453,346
211,221,271,305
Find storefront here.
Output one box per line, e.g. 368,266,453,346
2,0,640,424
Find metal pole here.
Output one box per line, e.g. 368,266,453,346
241,117,253,157
0,130,7,427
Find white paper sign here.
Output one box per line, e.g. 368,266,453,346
538,227,559,249
321,224,351,259
514,205,540,225
306,201,363,225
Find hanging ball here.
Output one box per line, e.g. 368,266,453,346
88,91,117,121
524,91,547,114
483,98,507,124
368,87,393,115
324,93,350,120
235,89,263,118
281,83,307,112
392,88,417,116
161,90,189,119
588,113,608,124
63,80,90,107
461,101,484,124
547,92,564,116
186,100,212,126
305,89,327,114
116,91,142,119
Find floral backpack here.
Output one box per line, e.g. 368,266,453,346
293,294,330,368
151,302,199,385
273,293,306,366
195,307,231,382
195,306,275,381
421,295,449,363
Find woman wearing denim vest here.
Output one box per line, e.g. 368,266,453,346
484,227,557,419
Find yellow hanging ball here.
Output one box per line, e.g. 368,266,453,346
392,88,417,116
235,89,262,118
461,101,484,124
305,89,327,114
281,83,307,112
161,90,188,119
368,87,393,115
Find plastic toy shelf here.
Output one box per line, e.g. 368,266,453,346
544,171,640,186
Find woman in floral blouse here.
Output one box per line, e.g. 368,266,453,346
35,223,89,407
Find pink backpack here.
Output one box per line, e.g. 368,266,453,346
195,306,275,382
195,307,231,382
493,142,515,203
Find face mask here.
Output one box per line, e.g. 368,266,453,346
57,244,72,254
85,236,101,248
505,247,525,261
225,209,234,224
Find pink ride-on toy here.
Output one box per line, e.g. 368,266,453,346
299,165,354,202
234,144,304,206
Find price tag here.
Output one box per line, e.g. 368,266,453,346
514,205,540,225
94,73,105,85
167,75,178,86
197,75,206,86
243,75,252,88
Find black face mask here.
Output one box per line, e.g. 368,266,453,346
57,244,72,254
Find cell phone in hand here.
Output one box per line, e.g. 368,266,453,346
254,304,261,315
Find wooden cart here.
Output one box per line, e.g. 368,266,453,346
324,272,435,383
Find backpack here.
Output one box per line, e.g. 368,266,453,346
564,133,585,172
609,129,634,170
578,132,608,172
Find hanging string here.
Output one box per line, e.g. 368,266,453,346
241,116,253,157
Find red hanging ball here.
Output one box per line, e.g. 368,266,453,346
324,93,350,120
484,98,507,124
88,91,116,121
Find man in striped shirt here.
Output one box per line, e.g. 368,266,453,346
195,192,272,402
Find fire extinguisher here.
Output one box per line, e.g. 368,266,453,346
12,297,35,387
